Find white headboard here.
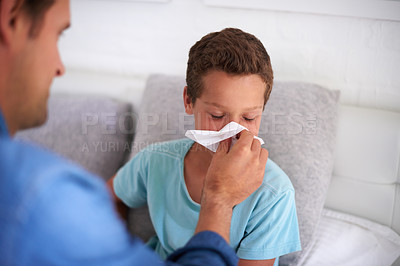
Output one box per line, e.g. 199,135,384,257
324,105,400,234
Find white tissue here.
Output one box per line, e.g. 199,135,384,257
185,121,264,152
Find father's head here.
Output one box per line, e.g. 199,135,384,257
0,0,70,135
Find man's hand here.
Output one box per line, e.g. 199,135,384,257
204,130,268,208
195,130,268,242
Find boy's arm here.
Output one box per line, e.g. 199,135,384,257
238,259,275,266
106,175,117,200
107,175,128,222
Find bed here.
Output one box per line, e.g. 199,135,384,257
17,73,400,265
302,105,400,265
126,74,400,266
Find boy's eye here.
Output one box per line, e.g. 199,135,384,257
244,117,255,121
211,114,224,119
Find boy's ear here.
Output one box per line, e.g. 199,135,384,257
183,86,194,115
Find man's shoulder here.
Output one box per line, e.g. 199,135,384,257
0,139,152,265
1,137,93,174
0,137,116,263
0,137,105,203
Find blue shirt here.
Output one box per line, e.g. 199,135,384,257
114,139,301,265
0,110,238,266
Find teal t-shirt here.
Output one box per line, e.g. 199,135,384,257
114,139,301,264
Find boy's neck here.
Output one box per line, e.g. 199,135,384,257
184,142,214,204
188,142,213,168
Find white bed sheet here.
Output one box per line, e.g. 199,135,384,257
298,208,400,266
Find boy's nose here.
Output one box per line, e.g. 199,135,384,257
229,117,241,125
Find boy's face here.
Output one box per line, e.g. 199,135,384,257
184,70,265,136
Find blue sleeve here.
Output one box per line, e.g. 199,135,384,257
167,231,238,266
19,168,237,266
237,189,302,259
20,169,162,265
114,150,148,208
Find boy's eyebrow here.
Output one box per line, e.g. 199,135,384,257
203,101,263,111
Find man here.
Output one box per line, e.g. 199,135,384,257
0,0,268,265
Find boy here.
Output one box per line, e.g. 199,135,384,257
108,28,301,266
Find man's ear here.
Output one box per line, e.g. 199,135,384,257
0,0,23,45
183,86,194,115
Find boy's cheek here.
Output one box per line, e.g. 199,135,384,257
250,128,260,136
245,120,261,136
243,125,259,136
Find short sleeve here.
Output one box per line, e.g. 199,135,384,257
237,188,301,260
113,150,148,208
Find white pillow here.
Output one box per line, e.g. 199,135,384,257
298,208,400,266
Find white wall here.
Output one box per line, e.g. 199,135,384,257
53,0,400,112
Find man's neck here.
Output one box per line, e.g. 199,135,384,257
0,50,16,136
0,103,16,136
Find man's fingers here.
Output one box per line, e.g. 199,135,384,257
216,138,231,154
233,130,254,149
251,137,262,152
259,148,268,165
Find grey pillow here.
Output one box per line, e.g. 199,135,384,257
16,94,134,181
130,74,191,156
259,82,339,265
128,75,190,240
129,74,340,265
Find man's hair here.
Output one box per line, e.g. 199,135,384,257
7,0,55,37
186,28,274,106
